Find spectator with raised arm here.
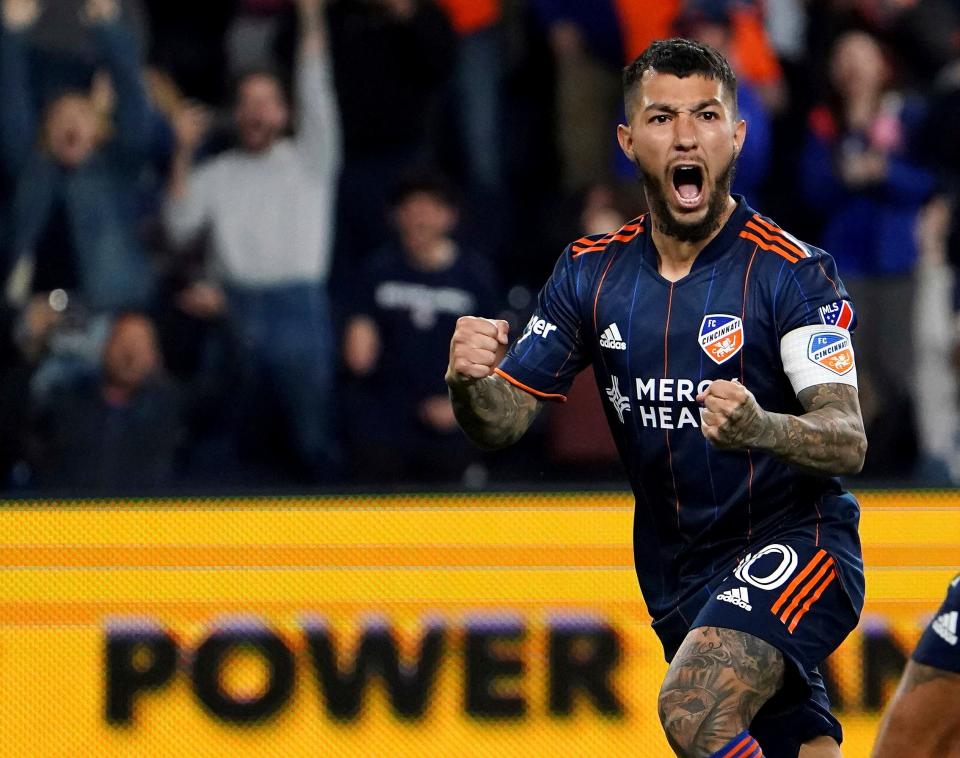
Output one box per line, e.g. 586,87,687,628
0,0,154,319
163,0,342,481
328,0,455,274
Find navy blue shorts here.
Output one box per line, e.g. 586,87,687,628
652,527,865,758
912,573,960,674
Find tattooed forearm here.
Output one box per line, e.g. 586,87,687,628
448,374,542,451
753,384,867,476
658,628,784,757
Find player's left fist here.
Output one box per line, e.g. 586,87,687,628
697,379,768,450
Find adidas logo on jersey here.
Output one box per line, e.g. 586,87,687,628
600,323,626,350
717,586,752,611
932,611,958,646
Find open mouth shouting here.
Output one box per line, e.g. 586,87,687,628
671,164,706,211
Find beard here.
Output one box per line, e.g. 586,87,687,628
636,153,737,243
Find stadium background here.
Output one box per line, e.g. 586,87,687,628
2,0,960,755
0,490,953,756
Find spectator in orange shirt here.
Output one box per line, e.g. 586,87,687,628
616,0,785,111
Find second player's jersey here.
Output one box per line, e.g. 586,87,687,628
913,573,960,674
498,197,862,623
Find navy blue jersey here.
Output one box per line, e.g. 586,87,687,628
499,197,862,624
913,573,960,674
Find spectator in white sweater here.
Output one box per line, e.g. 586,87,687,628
163,0,341,480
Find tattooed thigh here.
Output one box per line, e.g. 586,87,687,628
658,627,785,758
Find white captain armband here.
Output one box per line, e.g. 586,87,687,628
780,324,858,395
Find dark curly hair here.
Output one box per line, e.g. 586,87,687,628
622,37,738,116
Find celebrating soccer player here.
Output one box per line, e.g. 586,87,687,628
871,573,960,758
446,39,867,758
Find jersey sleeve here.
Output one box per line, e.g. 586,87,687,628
912,574,960,674
496,247,590,401
775,251,859,395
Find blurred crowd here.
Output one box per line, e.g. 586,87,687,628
1,0,959,494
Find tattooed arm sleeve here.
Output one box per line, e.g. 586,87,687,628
754,383,867,476
448,374,543,451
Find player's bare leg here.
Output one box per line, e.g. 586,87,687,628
658,627,783,757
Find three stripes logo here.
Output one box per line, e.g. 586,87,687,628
932,611,958,646
738,213,811,264
600,323,627,351
717,586,752,611
770,549,837,634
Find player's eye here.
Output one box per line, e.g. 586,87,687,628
699,111,719,121
649,114,670,124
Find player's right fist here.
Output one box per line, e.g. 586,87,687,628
445,316,509,386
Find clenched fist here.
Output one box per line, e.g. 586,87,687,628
697,379,769,450
445,316,509,386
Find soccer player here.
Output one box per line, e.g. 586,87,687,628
871,574,960,758
446,39,866,758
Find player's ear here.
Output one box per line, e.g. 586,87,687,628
733,117,746,156
616,123,634,161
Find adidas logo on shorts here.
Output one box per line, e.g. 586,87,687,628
717,586,752,611
600,323,627,350
932,611,958,646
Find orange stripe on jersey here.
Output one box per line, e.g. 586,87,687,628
771,549,828,614
740,248,757,541
572,234,642,256
592,255,618,334
493,368,567,402
572,243,611,256
664,283,681,530
816,261,843,300
778,556,835,626
750,215,809,258
787,568,837,633
743,220,807,257
571,216,645,257
738,231,799,263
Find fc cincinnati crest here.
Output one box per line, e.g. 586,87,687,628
699,315,744,365
808,332,855,375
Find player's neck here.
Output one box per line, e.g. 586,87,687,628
650,196,737,282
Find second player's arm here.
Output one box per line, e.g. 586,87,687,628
699,380,867,476
871,660,960,758
445,317,542,451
